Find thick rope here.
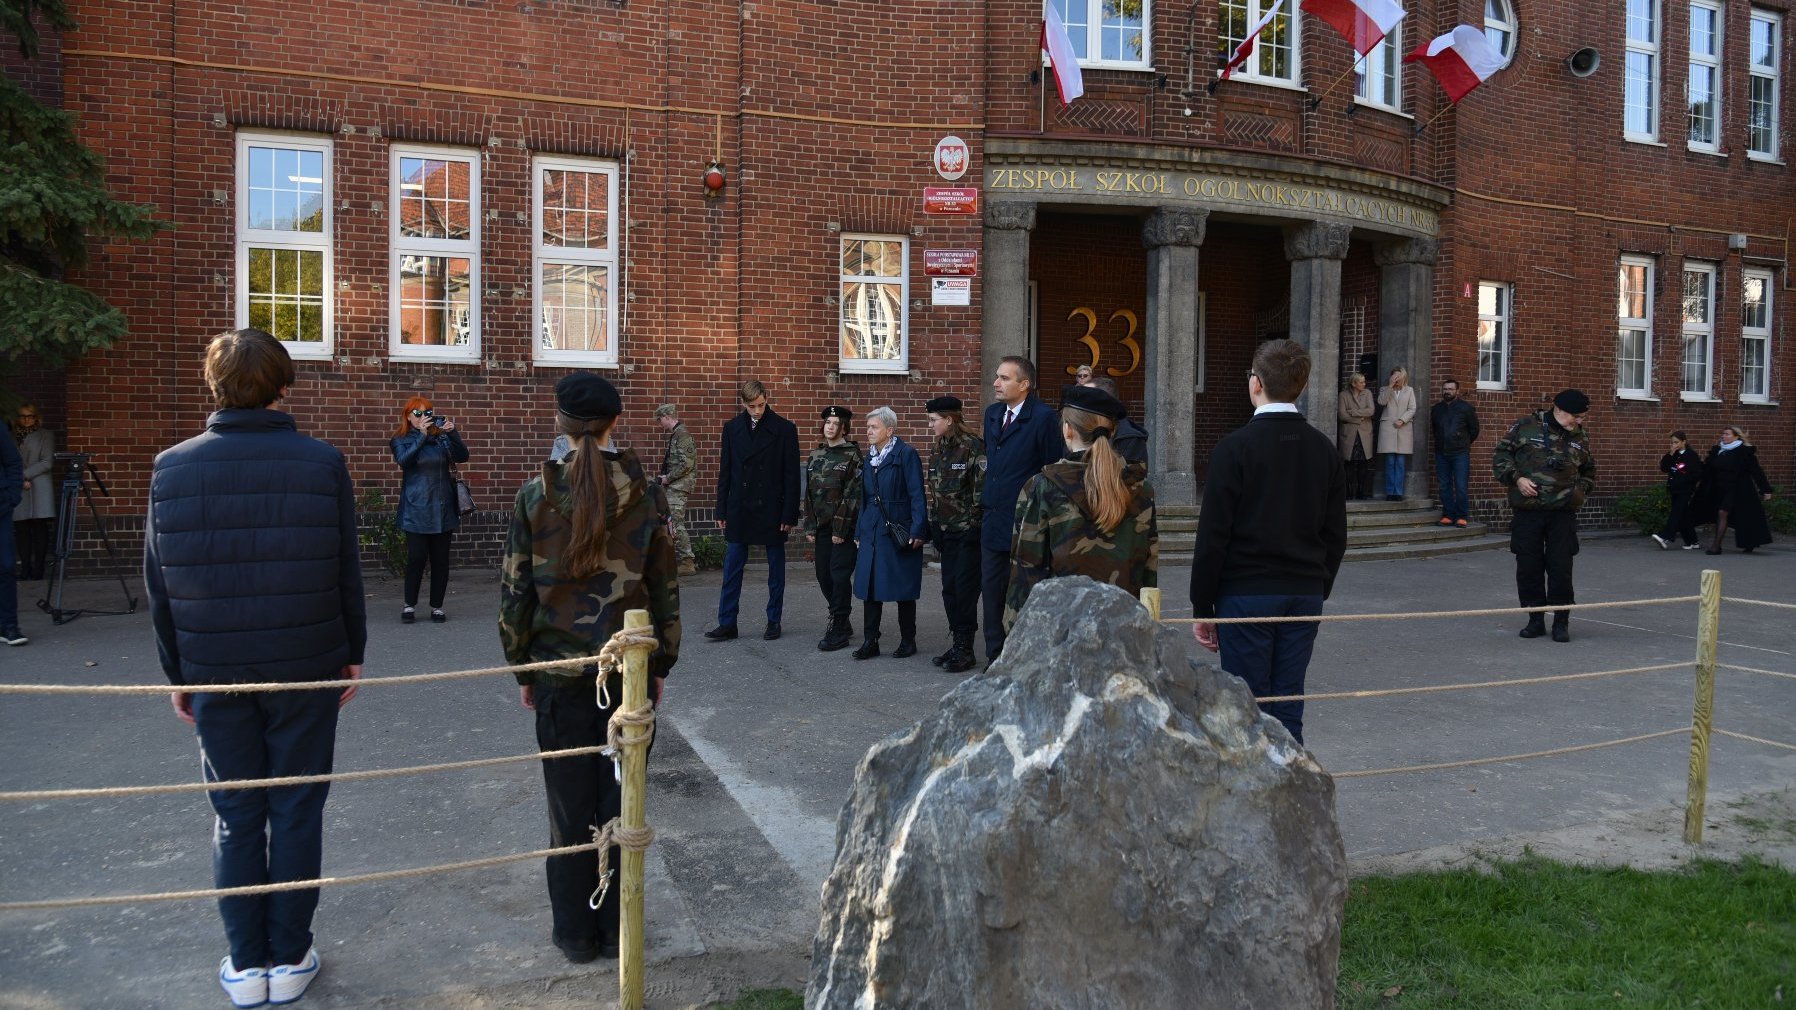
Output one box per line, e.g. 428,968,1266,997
1256,662,1687,703
1159,595,1700,625
1715,729,1796,753
587,816,659,911
1332,727,1692,779
1722,597,1796,611
0,840,604,911
1717,663,1796,682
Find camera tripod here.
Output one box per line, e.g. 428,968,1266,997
38,453,138,624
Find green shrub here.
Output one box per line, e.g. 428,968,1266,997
691,535,726,571
1609,484,1669,534
1767,494,1796,534
358,487,406,576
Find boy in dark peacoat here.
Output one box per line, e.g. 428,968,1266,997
709,382,800,640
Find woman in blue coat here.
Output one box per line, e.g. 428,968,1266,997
851,406,928,659
390,396,470,623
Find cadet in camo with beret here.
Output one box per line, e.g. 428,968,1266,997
925,395,984,673
1492,388,1596,643
499,372,680,966
654,403,699,576
1004,384,1157,633
804,406,863,652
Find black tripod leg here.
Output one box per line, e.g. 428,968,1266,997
84,481,139,613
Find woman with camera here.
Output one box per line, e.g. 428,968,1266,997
390,396,469,623
850,406,927,660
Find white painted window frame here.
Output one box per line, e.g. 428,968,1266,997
1355,24,1403,112
1618,255,1656,398
1476,281,1512,391
838,233,910,375
1484,0,1517,67
1741,267,1775,402
1749,10,1782,160
1221,0,1302,87
1626,0,1663,143
532,156,621,368
389,143,481,364
1688,0,1724,152
235,131,333,361
1049,0,1152,70
1680,261,1718,400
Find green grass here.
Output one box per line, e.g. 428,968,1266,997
1337,856,1796,1008
714,989,803,1010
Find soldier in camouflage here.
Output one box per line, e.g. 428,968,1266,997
1004,385,1157,633
655,403,699,576
925,396,984,672
499,373,680,965
804,406,862,651
1492,388,1596,643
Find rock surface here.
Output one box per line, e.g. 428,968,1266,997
806,577,1347,1010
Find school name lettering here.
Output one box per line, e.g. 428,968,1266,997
985,167,1438,233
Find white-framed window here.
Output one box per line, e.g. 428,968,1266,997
1220,0,1300,86
1483,0,1517,66
390,145,479,362
235,132,332,359
1742,268,1774,401
1749,10,1782,160
1680,262,1717,398
1355,25,1402,111
1618,256,1656,396
1476,281,1511,390
1049,0,1150,69
839,234,909,374
1688,0,1723,151
1626,0,1662,141
532,157,620,367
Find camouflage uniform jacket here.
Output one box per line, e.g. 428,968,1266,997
660,422,698,495
500,447,681,685
1492,409,1596,512
803,441,863,538
928,432,985,536
1004,454,1158,631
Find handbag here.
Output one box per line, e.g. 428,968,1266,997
449,461,477,517
873,496,918,551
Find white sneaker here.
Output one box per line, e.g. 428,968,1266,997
1683,543,1703,550
267,948,319,1005
1650,534,1670,549
218,956,268,1008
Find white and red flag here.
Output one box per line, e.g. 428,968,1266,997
1300,0,1405,56
1221,0,1289,80
1042,2,1085,106
1404,24,1505,103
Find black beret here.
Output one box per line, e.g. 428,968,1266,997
556,371,622,421
1553,389,1591,415
925,396,964,414
1059,384,1127,422
820,405,852,422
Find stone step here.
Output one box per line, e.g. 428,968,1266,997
1346,497,1438,513
1349,509,1462,529
1348,522,1491,547
1158,533,1510,564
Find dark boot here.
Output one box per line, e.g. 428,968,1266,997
853,602,881,659
931,641,955,667
892,639,918,659
1551,611,1571,643
1519,613,1547,638
818,616,852,652
890,601,918,658
942,631,979,673
851,636,881,660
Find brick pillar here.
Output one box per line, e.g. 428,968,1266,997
982,200,1037,408
1375,237,1440,499
1284,220,1353,437
1141,207,1206,506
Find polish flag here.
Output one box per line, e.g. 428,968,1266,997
1221,0,1288,80
1300,0,1406,56
1042,2,1085,106
1404,25,1506,103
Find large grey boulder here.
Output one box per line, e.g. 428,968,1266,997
807,577,1346,1010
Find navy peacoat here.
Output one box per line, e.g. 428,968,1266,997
853,436,928,602
717,407,800,545
980,395,1067,550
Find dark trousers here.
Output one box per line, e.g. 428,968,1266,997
1511,509,1578,608
863,599,917,642
14,516,50,580
0,513,15,631
813,535,857,623
1216,594,1324,746
1435,451,1470,520
1658,489,1700,545
980,546,1011,660
403,531,453,609
191,686,342,969
719,541,786,627
533,678,629,945
1344,459,1374,500
938,531,981,635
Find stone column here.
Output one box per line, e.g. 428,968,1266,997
1141,207,1207,507
1283,221,1353,436
1375,237,1439,499
982,200,1037,408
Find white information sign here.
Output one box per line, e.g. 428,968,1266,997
931,277,971,306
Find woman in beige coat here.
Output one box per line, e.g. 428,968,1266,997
1376,366,1416,501
1337,373,1375,499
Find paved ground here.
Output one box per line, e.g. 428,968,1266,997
3,536,1794,1009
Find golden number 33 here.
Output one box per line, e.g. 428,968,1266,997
1065,307,1142,378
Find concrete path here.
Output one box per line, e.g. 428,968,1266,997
2,535,1793,1008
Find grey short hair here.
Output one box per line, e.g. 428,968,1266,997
866,406,897,429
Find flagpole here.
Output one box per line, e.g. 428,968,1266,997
1413,101,1454,135
1039,57,1047,132
1306,60,1363,110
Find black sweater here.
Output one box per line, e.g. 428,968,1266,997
1189,411,1348,618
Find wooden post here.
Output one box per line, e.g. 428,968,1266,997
1140,587,1162,620
1683,570,1720,845
619,609,652,1010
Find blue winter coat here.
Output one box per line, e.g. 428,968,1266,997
391,429,470,534
981,395,1067,550
144,409,367,685
853,437,928,602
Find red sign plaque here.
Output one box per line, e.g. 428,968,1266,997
924,249,979,276
922,187,980,215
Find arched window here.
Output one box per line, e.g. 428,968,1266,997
1484,0,1517,66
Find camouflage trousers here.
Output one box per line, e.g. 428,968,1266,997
665,488,694,564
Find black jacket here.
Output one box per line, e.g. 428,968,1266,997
1113,417,1149,465
1659,448,1703,495
716,407,800,545
0,431,20,515
1429,397,1481,455
145,409,367,685
391,429,470,534
981,395,1066,550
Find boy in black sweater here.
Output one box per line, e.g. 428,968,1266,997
1189,338,1348,745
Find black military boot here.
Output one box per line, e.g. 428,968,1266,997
1519,613,1547,639
1551,611,1571,643
818,617,852,652
942,631,979,674
931,642,955,667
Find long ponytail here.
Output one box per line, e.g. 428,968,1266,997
559,413,616,579
1060,405,1129,532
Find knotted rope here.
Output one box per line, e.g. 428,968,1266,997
594,625,659,709
588,623,660,910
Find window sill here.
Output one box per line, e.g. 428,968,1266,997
1353,99,1413,120
1615,392,1660,402
1679,392,1721,402
1687,145,1727,157
838,364,913,376
1624,136,1668,148
1475,382,1508,392
1739,397,1779,406
283,344,333,362
1747,154,1785,165
1224,76,1308,94
534,357,620,370
391,350,481,365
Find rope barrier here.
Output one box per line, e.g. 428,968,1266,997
1159,595,1700,625
1715,729,1796,753
1717,663,1796,682
1255,661,1688,703
0,655,613,697
588,816,657,911
1721,597,1796,611
1332,727,1692,779
0,840,604,912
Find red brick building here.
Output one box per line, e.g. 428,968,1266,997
12,0,1794,568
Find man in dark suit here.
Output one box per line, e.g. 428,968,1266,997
707,379,800,642
980,355,1066,665
1189,339,1347,747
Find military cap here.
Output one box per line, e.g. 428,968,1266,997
654,403,679,420
820,405,853,422
1553,389,1590,414
556,371,622,420
925,396,964,414
1060,384,1127,422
